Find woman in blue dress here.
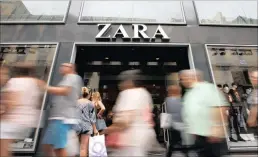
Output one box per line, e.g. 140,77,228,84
92,92,107,132
76,87,98,157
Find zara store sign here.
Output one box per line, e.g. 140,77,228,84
95,24,170,42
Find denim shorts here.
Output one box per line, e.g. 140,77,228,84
42,120,72,149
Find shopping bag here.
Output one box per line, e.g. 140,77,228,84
89,135,108,157
160,113,173,129
66,130,80,156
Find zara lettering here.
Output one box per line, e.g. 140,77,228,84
95,24,170,42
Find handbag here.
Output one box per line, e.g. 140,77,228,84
160,113,173,129
105,132,121,148
105,113,122,148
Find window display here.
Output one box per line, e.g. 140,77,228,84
0,43,58,152
206,44,258,149
194,1,257,26
79,1,185,24
0,0,70,23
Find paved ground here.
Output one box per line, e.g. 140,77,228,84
17,153,258,157
147,152,258,157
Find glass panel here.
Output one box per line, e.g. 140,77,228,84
80,1,185,23
207,45,258,149
0,0,70,23
195,1,257,25
0,44,57,150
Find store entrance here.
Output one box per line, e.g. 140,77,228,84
75,44,191,142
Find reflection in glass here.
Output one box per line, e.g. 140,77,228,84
0,0,70,22
195,1,257,25
207,45,258,148
0,44,57,150
80,1,185,23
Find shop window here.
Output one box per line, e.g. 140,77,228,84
79,1,186,24
0,43,58,151
206,45,258,149
194,1,257,26
0,0,70,23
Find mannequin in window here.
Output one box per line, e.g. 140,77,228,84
223,84,245,142
217,84,223,91
229,83,247,133
229,83,241,105
244,87,253,109
240,87,253,123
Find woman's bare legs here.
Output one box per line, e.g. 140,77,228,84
0,139,12,157
43,144,55,157
80,134,90,157
54,148,68,157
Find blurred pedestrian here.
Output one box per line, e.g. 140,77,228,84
104,69,155,156
0,66,9,115
75,87,98,157
247,70,258,128
105,111,113,127
152,104,160,142
92,91,107,132
0,63,45,157
42,63,83,157
165,85,189,157
0,65,10,157
0,65,9,87
180,69,228,157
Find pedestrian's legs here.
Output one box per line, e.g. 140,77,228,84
194,135,226,157
154,119,160,142
166,129,181,157
42,120,71,157
43,144,55,157
112,146,146,157
0,139,12,157
80,134,90,157
193,135,206,157
54,148,68,157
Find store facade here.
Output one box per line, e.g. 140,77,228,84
0,0,257,155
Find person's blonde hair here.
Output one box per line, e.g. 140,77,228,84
92,91,101,101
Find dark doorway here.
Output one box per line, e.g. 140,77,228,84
75,45,190,142
76,45,190,105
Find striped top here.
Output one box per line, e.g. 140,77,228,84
74,99,96,134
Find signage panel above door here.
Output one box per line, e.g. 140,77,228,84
95,24,170,42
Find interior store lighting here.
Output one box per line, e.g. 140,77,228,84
128,62,140,65
147,62,158,66
110,61,121,65
164,62,177,66
212,48,253,56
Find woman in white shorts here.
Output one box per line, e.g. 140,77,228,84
0,63,45,157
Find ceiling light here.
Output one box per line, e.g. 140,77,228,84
156,58,159,60
212,52,218,56
220,52,225,56
105,57,109,60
